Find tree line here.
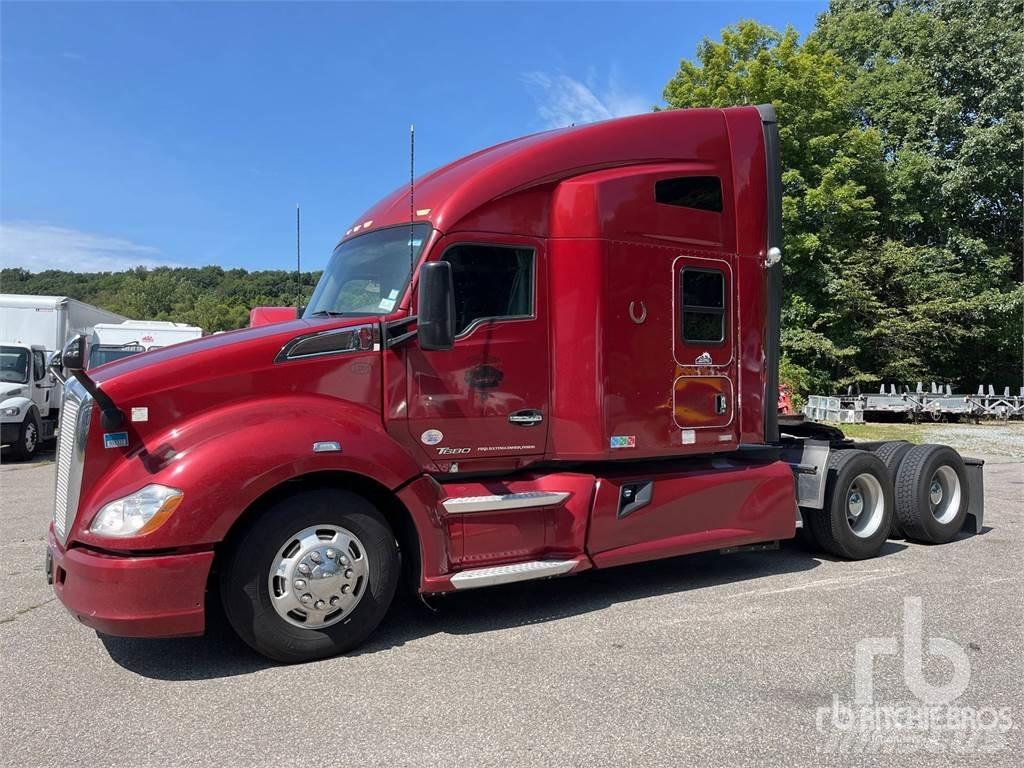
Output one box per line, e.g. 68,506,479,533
663,0,1022,393
3,0,1021,395
1,265,319,334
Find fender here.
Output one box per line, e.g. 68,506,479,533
70,394,439,554
0,395,33,422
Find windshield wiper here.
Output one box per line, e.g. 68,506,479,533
307,310,348,318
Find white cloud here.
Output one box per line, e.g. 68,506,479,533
522,69,650,129
0,221,181,272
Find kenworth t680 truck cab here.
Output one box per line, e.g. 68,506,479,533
46,106,984,662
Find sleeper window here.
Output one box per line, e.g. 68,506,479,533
655,176,723,212
442,245,534,334
681,268,726,344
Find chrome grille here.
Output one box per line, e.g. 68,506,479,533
53,380,91,542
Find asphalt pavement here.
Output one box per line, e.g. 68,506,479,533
1,439,1021,767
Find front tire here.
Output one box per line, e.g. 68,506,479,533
220,488,399,663
805,450,894,560
8,414,39,460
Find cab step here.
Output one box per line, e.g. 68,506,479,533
449,559,577,589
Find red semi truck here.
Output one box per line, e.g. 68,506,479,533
46,105,983,662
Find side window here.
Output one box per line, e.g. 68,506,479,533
442,245,534,335
655,176,722,212
32,350,47,381
681,268,726,344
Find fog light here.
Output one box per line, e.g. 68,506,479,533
89,484,183,537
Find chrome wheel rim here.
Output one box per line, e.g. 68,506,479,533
267,524,369,629
845,472,885,538
24,422,37,452
929,466,961,524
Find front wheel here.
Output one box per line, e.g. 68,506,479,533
220,488,399,663
7,414,39,460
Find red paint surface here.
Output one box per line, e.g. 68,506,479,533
51,106,797,638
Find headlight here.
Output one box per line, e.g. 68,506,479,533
89,484,183,537
1,406,20,417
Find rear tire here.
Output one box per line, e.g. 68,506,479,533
220,488,399,663
894,444,968,544
873,441,913,537
805,450,894,560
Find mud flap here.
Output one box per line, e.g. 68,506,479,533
962,457,985,534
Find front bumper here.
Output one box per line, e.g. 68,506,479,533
1,422,19,445
47,526,214,638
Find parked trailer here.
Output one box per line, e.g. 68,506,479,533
805,383,1024,423
88,321,204,369
45,106,984,663
0,294,126,459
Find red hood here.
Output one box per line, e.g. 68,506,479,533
91,316,370,404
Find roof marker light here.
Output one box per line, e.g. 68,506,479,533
416,208,432,216
363,220,373,228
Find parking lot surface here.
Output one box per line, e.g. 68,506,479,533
1,431,1021,767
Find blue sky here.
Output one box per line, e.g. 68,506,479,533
1,1,826,274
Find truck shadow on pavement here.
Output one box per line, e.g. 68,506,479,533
99,539,908,681
0,443,56,467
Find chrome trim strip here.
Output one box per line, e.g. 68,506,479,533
441,491,570,515
275,324,380,363
450,559,577,590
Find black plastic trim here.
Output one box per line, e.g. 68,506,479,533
757,103,783,444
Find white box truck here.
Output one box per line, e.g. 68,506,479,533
88,320,203,368
1,294,126,459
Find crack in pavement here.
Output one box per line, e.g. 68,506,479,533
0,597,56,625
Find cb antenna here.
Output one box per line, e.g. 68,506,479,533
409,124,415,280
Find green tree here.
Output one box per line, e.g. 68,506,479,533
661,6,1022,393
0,265,321,333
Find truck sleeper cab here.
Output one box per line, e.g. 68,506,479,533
46,106,984,663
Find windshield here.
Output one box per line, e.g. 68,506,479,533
89,345,145,369
304,223,432,317
0,347,30,384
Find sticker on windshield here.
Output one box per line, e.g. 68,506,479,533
378,298,396,311
388,289,399,300
421,429,443,445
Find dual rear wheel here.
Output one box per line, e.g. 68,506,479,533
803,444,969,559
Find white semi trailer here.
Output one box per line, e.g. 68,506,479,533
0,295,126,459
88,320,203,369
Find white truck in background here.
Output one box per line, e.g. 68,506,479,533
88,320,204,369
1,294,127,460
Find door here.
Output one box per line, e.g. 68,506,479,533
405,234,549,468
672,255,739,447
31,349,55,418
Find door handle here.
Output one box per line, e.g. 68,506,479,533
508,409,544,426
715,394,728,414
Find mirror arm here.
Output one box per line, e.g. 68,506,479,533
384,315,418,349
71,371,125,430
